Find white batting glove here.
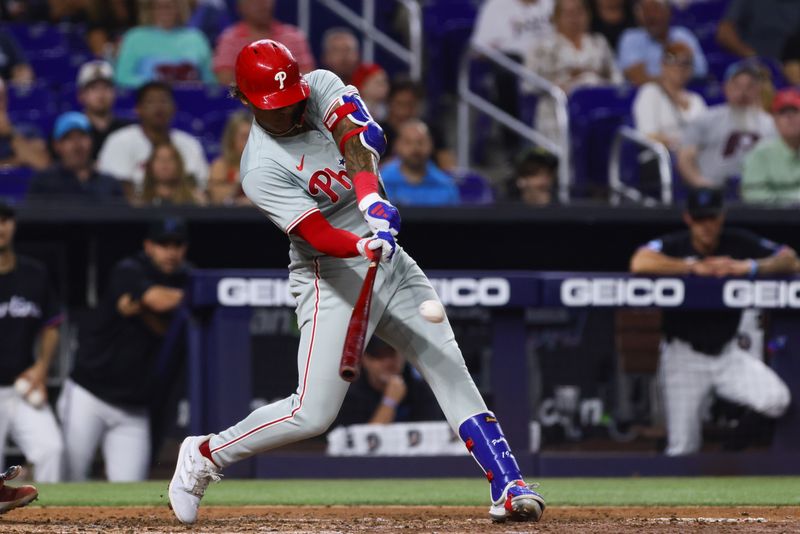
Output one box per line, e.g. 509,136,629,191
356,231,396,262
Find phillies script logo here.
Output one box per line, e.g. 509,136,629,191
309,168,352,203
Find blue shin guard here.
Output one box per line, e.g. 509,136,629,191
458,412,523,502
459,412,545,522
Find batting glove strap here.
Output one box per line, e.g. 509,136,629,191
362,197,401,236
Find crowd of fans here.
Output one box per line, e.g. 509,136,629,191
0,0,798,208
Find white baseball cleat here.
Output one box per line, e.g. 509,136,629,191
168,435,221,524
489,480,546,523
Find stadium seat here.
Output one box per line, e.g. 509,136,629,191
453,170,495,204
0,166,34,203
568,85,638,197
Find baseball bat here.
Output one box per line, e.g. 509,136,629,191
339,249,381,382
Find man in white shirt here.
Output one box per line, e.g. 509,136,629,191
97,81,209,199
471,0,554,151
677,59,774,190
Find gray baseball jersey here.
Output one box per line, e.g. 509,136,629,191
208,69,489,467
682,105,775,187
241,69,377,263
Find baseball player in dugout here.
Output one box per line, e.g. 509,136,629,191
630,187,795,456
168,40,545,524
58,217,190,481
0,201,63,513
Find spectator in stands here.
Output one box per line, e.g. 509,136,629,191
0,28,33,84
75,60,132,159
0,201,64,483
716,0,800,61
381,80,455,172
677,60,774,190
27,112,124,203
381,119,459,206
213,0,315,85
320,27,363,86
506,147,558,205
589,0,636,52
630,187,794,456
471,0,555,151
208,110,250,205
114,0,215,88
617,0,707,86
334,338,442,427
526,0,623,143
97,81,209,201
741,88,800,204
58,217,191,481
86,0,139,59
352,63,389,122
0,79,50,172
782,29,800,86
633,42,707,151
140,142,205,205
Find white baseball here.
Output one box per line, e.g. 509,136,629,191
14,377,31,396
419,299,445,323
26,388,45,409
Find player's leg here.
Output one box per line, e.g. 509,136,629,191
7,395,64,482
712,343,790,418
0,388,15,471
102,408,150,481
56,379,107,481
658,339,714,456
374,252,543,522
170,258,382,524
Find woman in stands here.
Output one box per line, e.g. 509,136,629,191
633,41,707,151
140,142,205,206
526,0,623,142
207,111,251,206
114,0,215,87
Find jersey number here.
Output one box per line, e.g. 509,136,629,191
309,168,352,203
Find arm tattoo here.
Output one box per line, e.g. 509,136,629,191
333,120,378,178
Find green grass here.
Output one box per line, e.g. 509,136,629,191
31,477,800,507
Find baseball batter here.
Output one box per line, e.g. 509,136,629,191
168,40,545,524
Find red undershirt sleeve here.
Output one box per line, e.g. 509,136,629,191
291,210,361,258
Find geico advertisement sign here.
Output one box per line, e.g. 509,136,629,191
561,278,684,306
218,278,294,306
429,278,510,306
723,280,800,308
217,277,511,307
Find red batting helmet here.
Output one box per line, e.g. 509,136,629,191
235,39,310,110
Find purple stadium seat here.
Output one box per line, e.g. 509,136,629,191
568,85,638,197
453,170,495,204
0,166,34,203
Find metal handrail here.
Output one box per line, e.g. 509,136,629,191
608,126,673,206
297,0,422,80
457,42,571,203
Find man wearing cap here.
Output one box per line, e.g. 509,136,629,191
0,201,64,484
630,187,796,456
27,112,124,203
741,88,800,204
58,217,190,481
76,60,131,159
678,59,775,191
